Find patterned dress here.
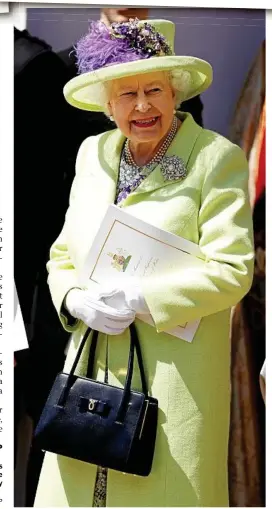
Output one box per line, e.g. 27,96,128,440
92,149,156,507
115,153,157,205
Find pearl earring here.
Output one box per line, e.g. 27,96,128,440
109,115,114,122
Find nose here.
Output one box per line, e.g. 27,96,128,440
135,91,151,113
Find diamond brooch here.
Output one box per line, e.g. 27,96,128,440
160,155,187,181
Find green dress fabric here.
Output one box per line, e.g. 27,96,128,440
34,112,254,507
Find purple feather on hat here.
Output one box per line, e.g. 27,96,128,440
74,19,172,75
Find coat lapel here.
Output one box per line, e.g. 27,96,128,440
97,128,125,202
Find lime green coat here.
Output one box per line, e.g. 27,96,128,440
34,112,254,507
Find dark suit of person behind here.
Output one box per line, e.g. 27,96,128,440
14,27,75,420
14,28,76,506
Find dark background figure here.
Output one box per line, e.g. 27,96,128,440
14,26,73,419
14,26,74,506
14,9,204,506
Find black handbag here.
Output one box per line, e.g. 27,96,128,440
34,322,158,476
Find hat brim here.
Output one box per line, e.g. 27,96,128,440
63,55,213,112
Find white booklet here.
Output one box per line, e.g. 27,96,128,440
80,205,205,343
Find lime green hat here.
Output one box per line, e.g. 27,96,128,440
64,18,213,112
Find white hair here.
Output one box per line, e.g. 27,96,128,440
169,70,191,107
99,69,192,117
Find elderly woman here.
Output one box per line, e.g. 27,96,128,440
34,19,254,507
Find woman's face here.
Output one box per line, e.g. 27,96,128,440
107,71,176,146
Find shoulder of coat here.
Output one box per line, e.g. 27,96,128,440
76,129,119,160
197,127,239,153
79,128,119,151
187,127,247,187
75,128,122,175
193,127,245,167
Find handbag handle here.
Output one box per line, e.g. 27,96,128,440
58,323,149,423
87,323,148,396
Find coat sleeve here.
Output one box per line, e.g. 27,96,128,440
46,137,93,332
141,144,254,332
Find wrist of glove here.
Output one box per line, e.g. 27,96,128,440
64,287,135,335
96,278,150,315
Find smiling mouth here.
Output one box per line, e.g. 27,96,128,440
131,117,159,128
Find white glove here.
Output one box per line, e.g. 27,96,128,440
64,288,135,335
97,278,150,315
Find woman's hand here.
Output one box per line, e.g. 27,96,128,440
97,278,150,315
65,288,135,335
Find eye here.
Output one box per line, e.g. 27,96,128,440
148,87,162,93
121,91,135,97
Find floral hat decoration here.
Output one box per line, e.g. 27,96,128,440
64,18,213,112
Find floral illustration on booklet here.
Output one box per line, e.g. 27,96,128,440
107,249,132,272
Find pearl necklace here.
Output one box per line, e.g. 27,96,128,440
124,116,178,169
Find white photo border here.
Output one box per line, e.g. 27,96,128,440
5,1,272,8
